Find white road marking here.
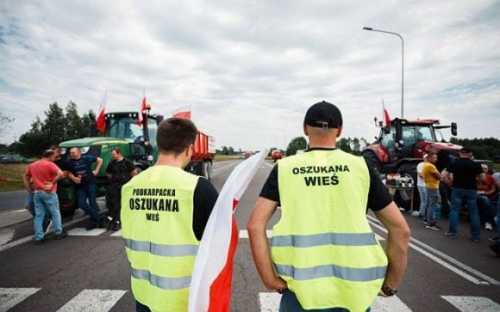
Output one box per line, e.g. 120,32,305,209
67,228,107,237
372,296,412,311
0,213,90,252
110,230,122,237
259,292,281,312
367,215,497,285
442,296,500,312
0,228,14,246
56,289,126,312
0,287,40,312
258,292,411,312
239,229,273,238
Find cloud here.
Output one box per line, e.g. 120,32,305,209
1,0,499,149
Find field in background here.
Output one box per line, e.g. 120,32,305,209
0,164,27,192
213,154,242,162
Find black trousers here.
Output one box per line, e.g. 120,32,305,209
107,183,123,221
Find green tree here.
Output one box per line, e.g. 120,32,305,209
286,136,307,156
41,102,66,144
81,110,97,137
17,117,48,157
338,137,352,153
351,137,361,154
65,101,84,140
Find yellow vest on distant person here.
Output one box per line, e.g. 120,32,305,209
121,165,199,312
272,150,388,312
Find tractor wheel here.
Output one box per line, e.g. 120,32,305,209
362,151,382,174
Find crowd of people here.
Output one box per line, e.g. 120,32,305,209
413,148,500,249
23,145,136,244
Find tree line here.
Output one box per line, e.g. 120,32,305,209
450,137,500,161
286,136,368,156
0,102,96,157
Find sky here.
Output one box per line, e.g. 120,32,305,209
1,0,499,150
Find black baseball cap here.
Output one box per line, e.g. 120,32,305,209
304,101,343,129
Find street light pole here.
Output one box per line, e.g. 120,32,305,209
363,26,405,118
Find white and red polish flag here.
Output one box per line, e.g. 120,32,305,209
189,150,268,312
172,106,192,120
137,96,149,125
95,91,107,133
382,102,391,128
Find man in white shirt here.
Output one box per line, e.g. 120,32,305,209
412,154,428,218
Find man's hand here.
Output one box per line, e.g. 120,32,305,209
92,169,99,176
42,182,53,192
374,201,411,290
265,276,287,293
70,174,81,184
248,197,281,293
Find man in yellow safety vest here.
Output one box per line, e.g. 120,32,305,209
121,118,218,312
248,101,411,312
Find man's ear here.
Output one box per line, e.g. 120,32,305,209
303,125,309,136
336,127,343,138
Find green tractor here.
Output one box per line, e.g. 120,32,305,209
57,111,162,216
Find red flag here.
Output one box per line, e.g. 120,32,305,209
383,107,391,128
137,97,149,125
95,93,107,134
173,107,191,120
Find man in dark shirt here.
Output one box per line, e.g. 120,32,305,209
105,148,137,231
446,148,483,241
67,147,104,230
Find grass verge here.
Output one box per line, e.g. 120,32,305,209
0,164,27,192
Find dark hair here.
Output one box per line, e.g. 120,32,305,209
42,149,55,158
112,147,122,154
460,148,472,154
157,118,198,155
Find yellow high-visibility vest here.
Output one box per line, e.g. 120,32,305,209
272,149,388,312
121,165,199,312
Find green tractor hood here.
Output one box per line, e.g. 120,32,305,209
59,137,129,148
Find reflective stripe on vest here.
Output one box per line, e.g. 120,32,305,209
273,150,388,312
125,239,199,257
271,232,378,247
275,263,387,282
131,268,192,290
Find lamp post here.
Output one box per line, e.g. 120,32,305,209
363,26,405,118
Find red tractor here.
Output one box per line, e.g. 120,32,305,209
362,117,461,208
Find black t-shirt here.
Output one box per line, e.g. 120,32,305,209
106,158,135,184
260,148,392,212
447,158,482,190
192,177,218,240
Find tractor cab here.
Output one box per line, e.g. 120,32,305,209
104,112,163,166
364,117,459,173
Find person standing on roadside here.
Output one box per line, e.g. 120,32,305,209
23,149,67,244
412,154,428,218
446,148,483,242
477,164,497,231
67,147,104,230
105,148,136,231
248,101,410,312
121,118,218,312
422,152,442,231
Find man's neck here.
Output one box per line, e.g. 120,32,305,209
307,136,336,149
156,153,185,168
116,156,124,162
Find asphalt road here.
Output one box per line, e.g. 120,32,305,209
0,190,26,211
1,159,500,312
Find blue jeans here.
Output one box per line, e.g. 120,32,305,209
33,191,63,240
417,186,427,217
425,188,440,225
279,290,370,312
77,183,101,224
477,195,495,225
449,188,481,240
